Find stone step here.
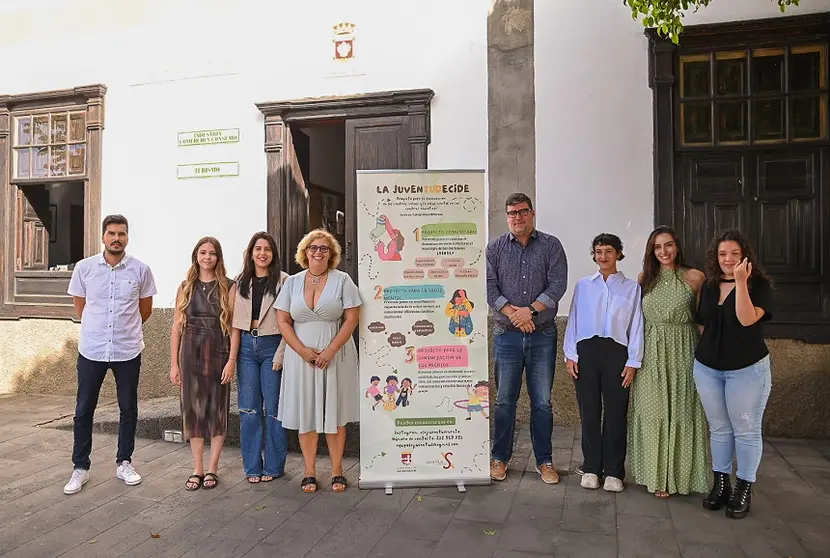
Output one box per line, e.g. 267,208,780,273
44,396,361,456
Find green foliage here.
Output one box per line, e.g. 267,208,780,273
623,0,800,43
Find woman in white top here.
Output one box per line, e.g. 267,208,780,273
564,233,644,493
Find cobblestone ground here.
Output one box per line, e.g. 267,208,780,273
0,393,828,557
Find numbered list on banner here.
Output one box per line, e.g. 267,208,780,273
356,170,490,489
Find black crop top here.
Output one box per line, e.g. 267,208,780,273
251,276,269,321
694,277,772,371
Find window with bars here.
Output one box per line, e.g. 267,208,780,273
679,44,827,146
13,112,87,178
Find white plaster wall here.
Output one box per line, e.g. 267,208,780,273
0,0,488,306
534,0,830,314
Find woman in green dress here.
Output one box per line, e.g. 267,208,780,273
629,226,709,498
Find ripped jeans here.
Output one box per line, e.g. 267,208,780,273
693,356,771,483
237,332,287,478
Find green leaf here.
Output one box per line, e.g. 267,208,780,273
626,0,796,41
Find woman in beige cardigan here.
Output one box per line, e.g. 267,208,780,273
231,232,288,483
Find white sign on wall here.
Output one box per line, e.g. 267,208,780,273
177,162,239,179
177,128,240,147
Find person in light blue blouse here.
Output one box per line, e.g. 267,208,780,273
564,233,644,493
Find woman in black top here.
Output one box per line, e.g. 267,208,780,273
693,229,773,520
231,232,289,483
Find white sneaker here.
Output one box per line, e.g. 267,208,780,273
64,469,89,495
581,473,600,489
116,461,142,486
603,476,624,492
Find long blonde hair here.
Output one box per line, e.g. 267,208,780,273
177,237,233,336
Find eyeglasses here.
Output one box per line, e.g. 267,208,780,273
506,208,531,218
307,245,330,253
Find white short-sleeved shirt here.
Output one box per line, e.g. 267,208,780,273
68,253,157,362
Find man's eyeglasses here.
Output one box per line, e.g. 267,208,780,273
506,208,531,218
307,245,331,253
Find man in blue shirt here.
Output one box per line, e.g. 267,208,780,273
486,193,568,484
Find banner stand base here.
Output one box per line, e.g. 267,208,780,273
359,476,491,493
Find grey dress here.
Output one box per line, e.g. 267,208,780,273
274,269,362,434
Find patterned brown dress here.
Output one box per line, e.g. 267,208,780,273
180,279,231,439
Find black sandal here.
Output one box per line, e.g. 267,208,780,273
202,473,219,490
301,476,317,493
331,475,347,492
185,474,204,491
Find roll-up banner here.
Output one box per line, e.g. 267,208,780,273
356,169,490,490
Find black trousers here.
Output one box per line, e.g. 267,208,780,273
72,353,141,470
574,337,630,479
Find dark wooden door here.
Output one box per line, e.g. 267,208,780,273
678,152,749,265
282,125,310,275
70,204,84,264
677,147,829,339
17,186,50,271
748,147,827,329
344,116,412,281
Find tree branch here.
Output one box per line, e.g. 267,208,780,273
623,0,800,43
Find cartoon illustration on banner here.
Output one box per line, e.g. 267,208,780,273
357,170,489,489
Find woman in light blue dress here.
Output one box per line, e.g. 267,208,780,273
275,229,361,494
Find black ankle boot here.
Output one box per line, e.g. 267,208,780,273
726,478,752,519
702,471,732,511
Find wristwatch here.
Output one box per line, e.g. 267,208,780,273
528,306,539,318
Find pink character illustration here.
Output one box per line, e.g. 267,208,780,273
373,214,405,261
365,375,383,411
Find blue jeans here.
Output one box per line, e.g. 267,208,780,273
72,354,141,470
693,356,772,483
492,327,556,466
237,333,287,478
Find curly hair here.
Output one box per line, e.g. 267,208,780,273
704,229,772,287
640,225,687,295
176,237,233,336
295,229,342,270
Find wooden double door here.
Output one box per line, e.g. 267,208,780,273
675,146,830,341
258,90,433,281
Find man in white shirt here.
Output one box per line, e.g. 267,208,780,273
563,233,644,493
63,215,157,495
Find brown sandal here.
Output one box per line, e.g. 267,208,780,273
202,473,218,489
301,476,317,493
331,475,347,492
185,474,203,491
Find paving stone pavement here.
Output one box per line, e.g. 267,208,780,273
1,393,828,557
